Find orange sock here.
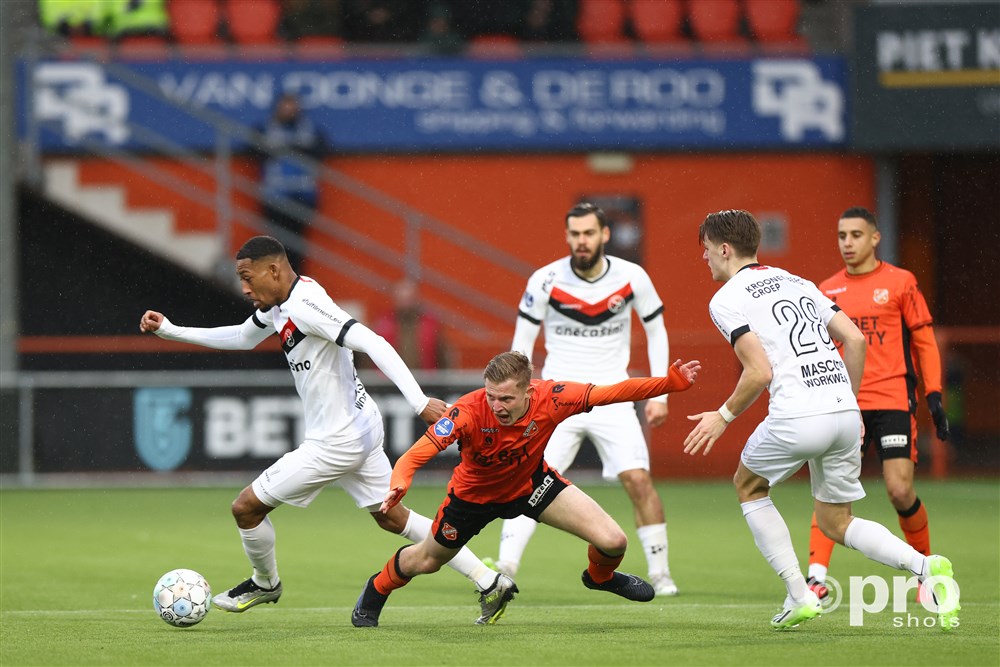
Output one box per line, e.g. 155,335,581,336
897,498,930,556
809,512,835,571
587,544,624,584
373,546,412,595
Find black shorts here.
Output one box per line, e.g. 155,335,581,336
430,460,571,550
862,409,918,463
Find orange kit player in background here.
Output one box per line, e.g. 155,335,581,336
807,207,950,600
351,351,700,627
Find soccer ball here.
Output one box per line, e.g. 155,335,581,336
153,569,211,627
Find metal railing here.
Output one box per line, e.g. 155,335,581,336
19,30,533,350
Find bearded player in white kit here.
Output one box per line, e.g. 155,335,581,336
684,210,959,631
139,236,507,625
491,202,679,596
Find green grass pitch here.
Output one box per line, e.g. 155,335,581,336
2,479,997,666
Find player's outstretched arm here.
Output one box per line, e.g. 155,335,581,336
382,436,441,512
342,322,434,417
141,312,272,350
684,333,769,456
139,310,164,333
588,359,700,407
826,311,866,397
419,398,447,425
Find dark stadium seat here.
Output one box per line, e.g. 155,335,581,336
169,0,222,45
224,0,282,45
630,0,686,45
688,0,746,44
577,0,629,44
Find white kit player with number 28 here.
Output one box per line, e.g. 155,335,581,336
490,202,679,597
684,210,959,631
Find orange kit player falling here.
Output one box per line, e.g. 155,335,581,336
351,351,700,627
807,207,951,600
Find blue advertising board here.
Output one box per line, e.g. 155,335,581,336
19,56,849,152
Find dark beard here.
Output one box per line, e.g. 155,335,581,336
571,247,604,273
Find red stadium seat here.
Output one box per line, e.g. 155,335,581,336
745,0,801,42
224,0,282,45
294,35,346,59
117,34,172,59
169,0,222,45
630,0,686,44
687,0,745,43
577,0,629,44
466,34,523,59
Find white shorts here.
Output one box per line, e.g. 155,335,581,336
741,410,866,504
544,402,649,481
251,422,390,510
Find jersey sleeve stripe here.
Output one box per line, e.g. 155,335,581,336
642,305,664,323
831,304,841,313
335,318,358,347
730,324,751,346
251,313,267,329
518,310,542,325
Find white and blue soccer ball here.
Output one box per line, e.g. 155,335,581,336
153,569,211,627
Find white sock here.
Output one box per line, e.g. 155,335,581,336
496,515,539,577
636,522,670,579
843,517,926,576
402,510,497,591
239,516,279,589
741,497,807,602
807,563,828,584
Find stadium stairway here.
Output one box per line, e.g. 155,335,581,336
43,160,225,280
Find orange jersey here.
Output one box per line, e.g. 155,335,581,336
426,380,594,504
819,262,933,411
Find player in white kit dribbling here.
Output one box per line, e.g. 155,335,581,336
139,236,505,624
684,210,959,631
491,202,679,596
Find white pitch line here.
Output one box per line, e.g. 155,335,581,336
3,602,991,617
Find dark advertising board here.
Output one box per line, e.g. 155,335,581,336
852,3,1000,151
19,379,606,475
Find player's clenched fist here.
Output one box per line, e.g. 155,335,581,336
140,310,165,333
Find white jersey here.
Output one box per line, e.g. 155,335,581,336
517,256,665,383
252,276,383,443
709,264,858,419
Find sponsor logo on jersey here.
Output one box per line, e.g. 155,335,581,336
549,285,634,326
522,420,538,438
528,474,555,507
303,298,342,324
434,417,455,437
279,320,306,354
553,321,627,338
873,288,889,305
288,359,312,372
825,286,848,296
523,291,534,307
881,434,908,448
441,522,458,541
